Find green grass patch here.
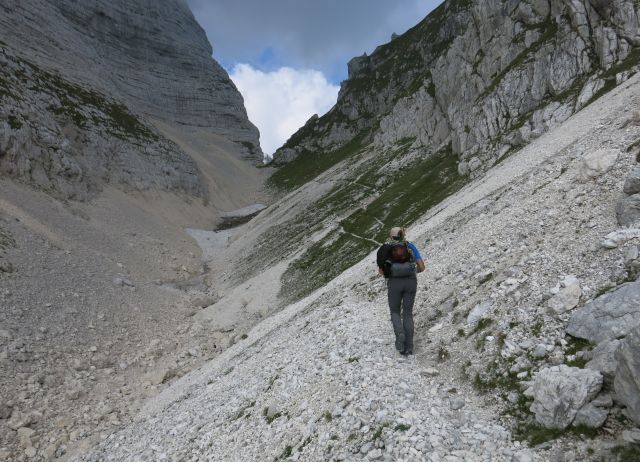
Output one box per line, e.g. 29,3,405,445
581,48,640,109
275,445,293,461
268,133,368,191
7,115,22,129
394,424,411,432
611,444,640,461
467,317,494,337
16,59,158,141
513,422,600,446
279,143,467,303
473,370,520,393
564,336,593,356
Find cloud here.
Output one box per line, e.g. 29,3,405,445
230,64,339,156
188,0,442,82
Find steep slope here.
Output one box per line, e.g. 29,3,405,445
0,0,263,202
274,0,639,178
77,67,640,462
0,0,260,152
215,0,640,308
0,2,267,461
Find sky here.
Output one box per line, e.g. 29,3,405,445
188,0,442,156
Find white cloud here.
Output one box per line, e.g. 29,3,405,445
229,64,339,156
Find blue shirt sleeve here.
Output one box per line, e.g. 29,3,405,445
408,242,423,261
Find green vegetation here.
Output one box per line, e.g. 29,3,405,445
473,370,520,393
12,58,159,141
275,445,293,461
233,400,256,420
279,143,467,303
7,115,22,129
298,436,312,452
371,424,388,440
468,317,494,337
611,444,640,461
394,424,411,432
563,336,593,368
531,319,543,336
268,133,368,191
263,408,284,424
323,411,333,422
513,422,600,446
564,337,593,357
583,47,640,108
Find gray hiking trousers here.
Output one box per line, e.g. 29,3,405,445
387,277,417,351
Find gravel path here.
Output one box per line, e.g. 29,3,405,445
79,283,532,462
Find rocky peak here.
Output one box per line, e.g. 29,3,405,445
0,0,261,158
0,0,264,199
273,0,639,179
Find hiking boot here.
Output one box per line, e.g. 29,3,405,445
395,333,405,352
401,349,413,356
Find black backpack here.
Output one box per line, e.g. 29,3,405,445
377,241,415,278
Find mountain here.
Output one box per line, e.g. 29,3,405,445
0,1,268,460
232,0,640,305
0,0,263,201
274,0,639,176
77,71,640,462
3,0,640,460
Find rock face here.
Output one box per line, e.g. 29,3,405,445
614,325,640,424
0,0,260,152
528,365,603,429
617,194,640,227
0,0,262,199
273,0,640,179
566,282,640,343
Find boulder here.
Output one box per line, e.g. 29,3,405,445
623,168,640,195
528,365,603,429
144,369,169,386
566,282,640,343
578,148,619,182
17,426,35,449
602,228,640,249
586,339,621,384
614,325,640,424
547,282,582,314
616,194,640,227
0,402,12,419
572,403,608,428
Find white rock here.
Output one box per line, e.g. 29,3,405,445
577,148,619,182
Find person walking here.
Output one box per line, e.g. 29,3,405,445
376,227,425,355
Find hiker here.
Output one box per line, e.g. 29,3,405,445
376,227,425,355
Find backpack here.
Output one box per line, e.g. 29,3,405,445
390,242,411,263
377,241,416,278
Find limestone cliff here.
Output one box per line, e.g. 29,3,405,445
0,0,262,200
236,0,640,306
274,0,639,177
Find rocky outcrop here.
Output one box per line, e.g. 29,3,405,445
0,0,262,199
273,0,640,180
614,325,640,424
527,365,603,429
0,0,261,156
566,282,640,343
